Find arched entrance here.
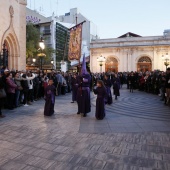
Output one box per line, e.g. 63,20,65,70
137,56,152,72
105,57,118,72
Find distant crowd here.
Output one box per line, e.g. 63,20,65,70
0,65,169,118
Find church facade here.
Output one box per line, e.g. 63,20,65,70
0,0,27,70
90,31,170,73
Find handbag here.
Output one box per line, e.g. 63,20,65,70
0,88,6,98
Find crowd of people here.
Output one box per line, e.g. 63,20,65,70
0,64,170,119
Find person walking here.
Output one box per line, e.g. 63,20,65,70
44,79,56,116
94,80,107,120
77,55,91,117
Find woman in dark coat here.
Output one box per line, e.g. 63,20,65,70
112,74,120,100
44,79,56,116
94,80,107,120
103,74,112,104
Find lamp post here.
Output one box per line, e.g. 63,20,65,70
38,37,46,70
97,55,106,73
162,53,170,70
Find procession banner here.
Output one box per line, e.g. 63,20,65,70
68,24,82,60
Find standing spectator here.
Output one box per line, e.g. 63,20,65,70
112,74,120,100
14,72,24,107
6,73,17,110
0,72,6,118
33,73,40,101
165,68,170,105
21,74,29,106
129,72,135,93
27,73,35,105
119,73,124,88
71,73,78,103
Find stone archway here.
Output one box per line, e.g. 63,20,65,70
0,5,20,69
105,56,118,73
137,56,152,72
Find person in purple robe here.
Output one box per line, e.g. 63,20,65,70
44,79,56,116
71,73,78,103
77,54,91,117
104,74,113,104
94,80,107,120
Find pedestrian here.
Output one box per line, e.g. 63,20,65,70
71,73,78,103
44,79,56,116
112,74,120,100
94,80,107,120
104,74,112,104
129,72,135,93
77,54,91,117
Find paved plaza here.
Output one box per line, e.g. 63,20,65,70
0,88,170,170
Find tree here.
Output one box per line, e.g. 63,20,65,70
26,23,40,59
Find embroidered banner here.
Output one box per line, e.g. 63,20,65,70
68,24,82,60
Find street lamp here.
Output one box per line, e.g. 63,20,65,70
32,58,36,63
97,55,106,72
162,53,170,70
51,59,54,69
38,37,46,70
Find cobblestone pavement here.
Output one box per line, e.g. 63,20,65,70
0,88,170,170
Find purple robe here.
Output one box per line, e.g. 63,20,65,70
77,74,91,115
94,87,107,120
104,79,113,104
44,85,55,116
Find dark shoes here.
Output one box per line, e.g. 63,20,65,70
71,101,74,103
77,112,80,115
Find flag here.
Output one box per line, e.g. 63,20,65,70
68,24,82,60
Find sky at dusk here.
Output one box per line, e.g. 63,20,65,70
27,0,170,39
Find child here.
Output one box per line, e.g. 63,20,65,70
44,79,56,116
94,80,107,120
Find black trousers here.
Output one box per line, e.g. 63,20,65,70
28,89,34,102
130,84,134,92
7,93,15,109
23,90,28,105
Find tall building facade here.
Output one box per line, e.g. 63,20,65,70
90,31,170,73
58,8,98,66
26,8,73,71
0,0,27,70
